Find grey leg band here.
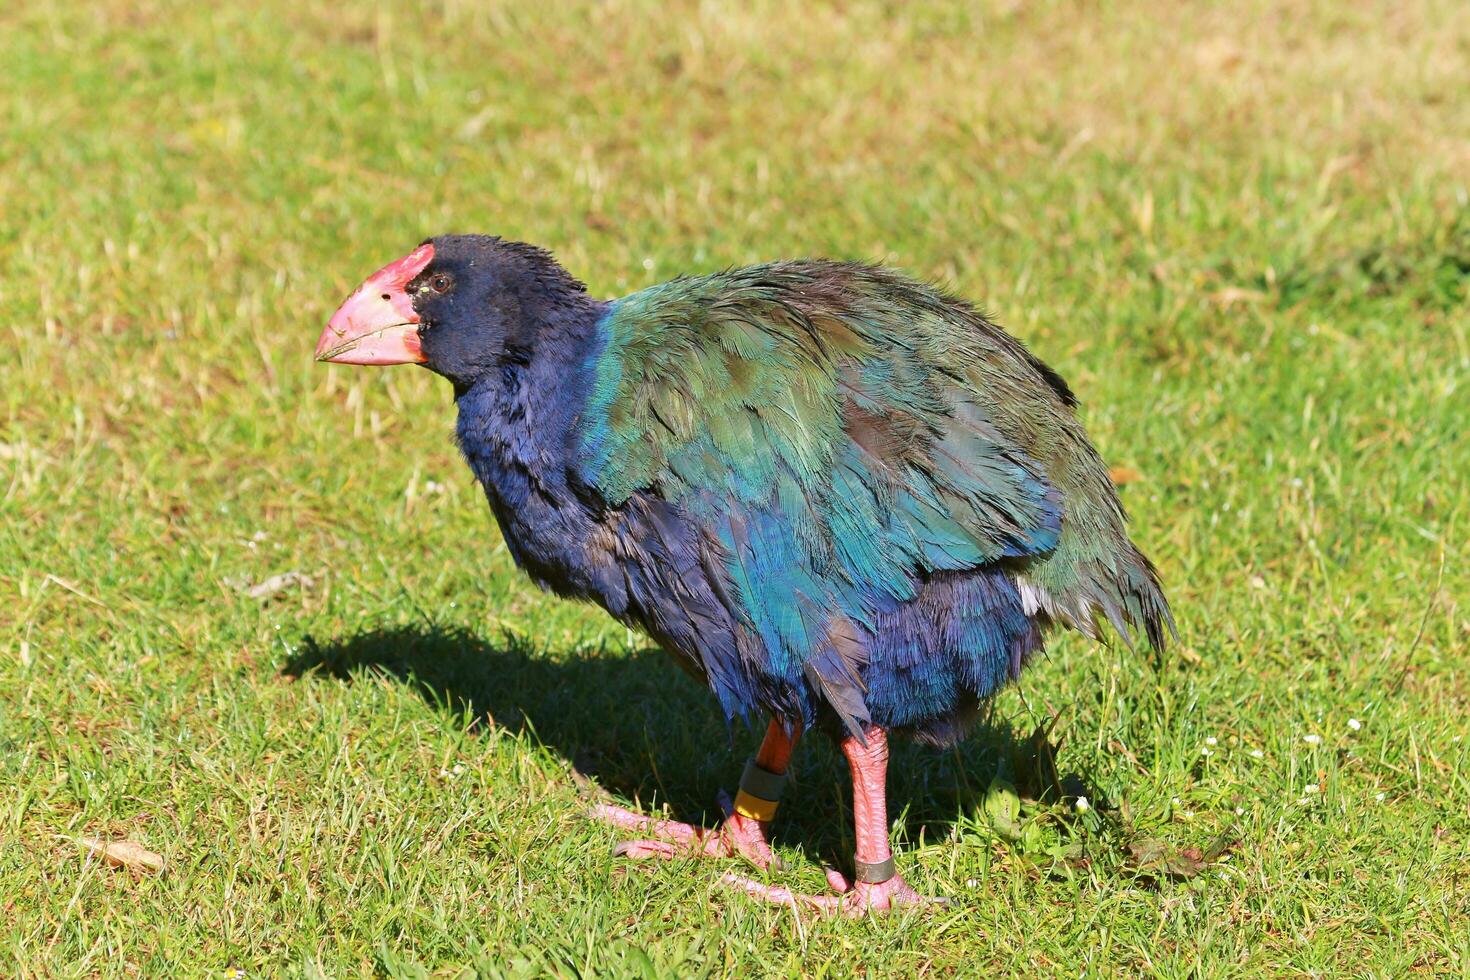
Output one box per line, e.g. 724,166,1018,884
739,758,789,801
853,854,897,884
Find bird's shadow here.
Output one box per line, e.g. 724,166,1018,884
284,624,1103,859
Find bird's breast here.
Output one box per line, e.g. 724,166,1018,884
456,428,631,617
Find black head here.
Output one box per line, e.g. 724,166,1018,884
316,234,596,390
411,235,594,387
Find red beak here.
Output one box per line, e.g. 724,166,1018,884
315,243,435,365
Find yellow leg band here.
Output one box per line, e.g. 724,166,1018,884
733,788,780,822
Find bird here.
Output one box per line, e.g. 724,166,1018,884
315,234,1173,915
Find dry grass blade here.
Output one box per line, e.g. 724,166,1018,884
79,838,166,875
238,571,316,601
1208,287,1267,309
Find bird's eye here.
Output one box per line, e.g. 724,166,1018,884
429,274,451,293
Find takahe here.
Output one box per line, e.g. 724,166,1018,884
316,235,1172,914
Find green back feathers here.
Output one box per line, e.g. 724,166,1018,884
579,260,1171,656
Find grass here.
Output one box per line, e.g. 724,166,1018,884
2,0,1468,974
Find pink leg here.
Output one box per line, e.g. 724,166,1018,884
723,725,945,916
595,718,798,870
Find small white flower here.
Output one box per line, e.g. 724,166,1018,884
1305,784,1320,794
1200,747,1212,756
1375,792,1386,801
1303,734,1322,745
1250,749,1264,759
1074,795,1091,812
1171,797,1182,807
1205,736,1218,746
452,763,466,775
1182,810,1195,820
1347,718,1362,731
1234,807,1245,815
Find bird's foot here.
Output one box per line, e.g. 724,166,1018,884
719,866,946,917
593,789,779,870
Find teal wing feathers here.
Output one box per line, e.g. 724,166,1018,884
576,261,1172,732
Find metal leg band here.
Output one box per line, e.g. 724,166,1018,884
739,758,789,802
853,854,897,884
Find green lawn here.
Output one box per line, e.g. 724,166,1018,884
3,0,1468,975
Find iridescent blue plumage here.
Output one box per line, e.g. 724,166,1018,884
416,237,1171,746
566,261,1166,742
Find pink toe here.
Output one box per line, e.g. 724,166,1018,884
718,872,842,913
612,839,681,860
592,803,704,845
